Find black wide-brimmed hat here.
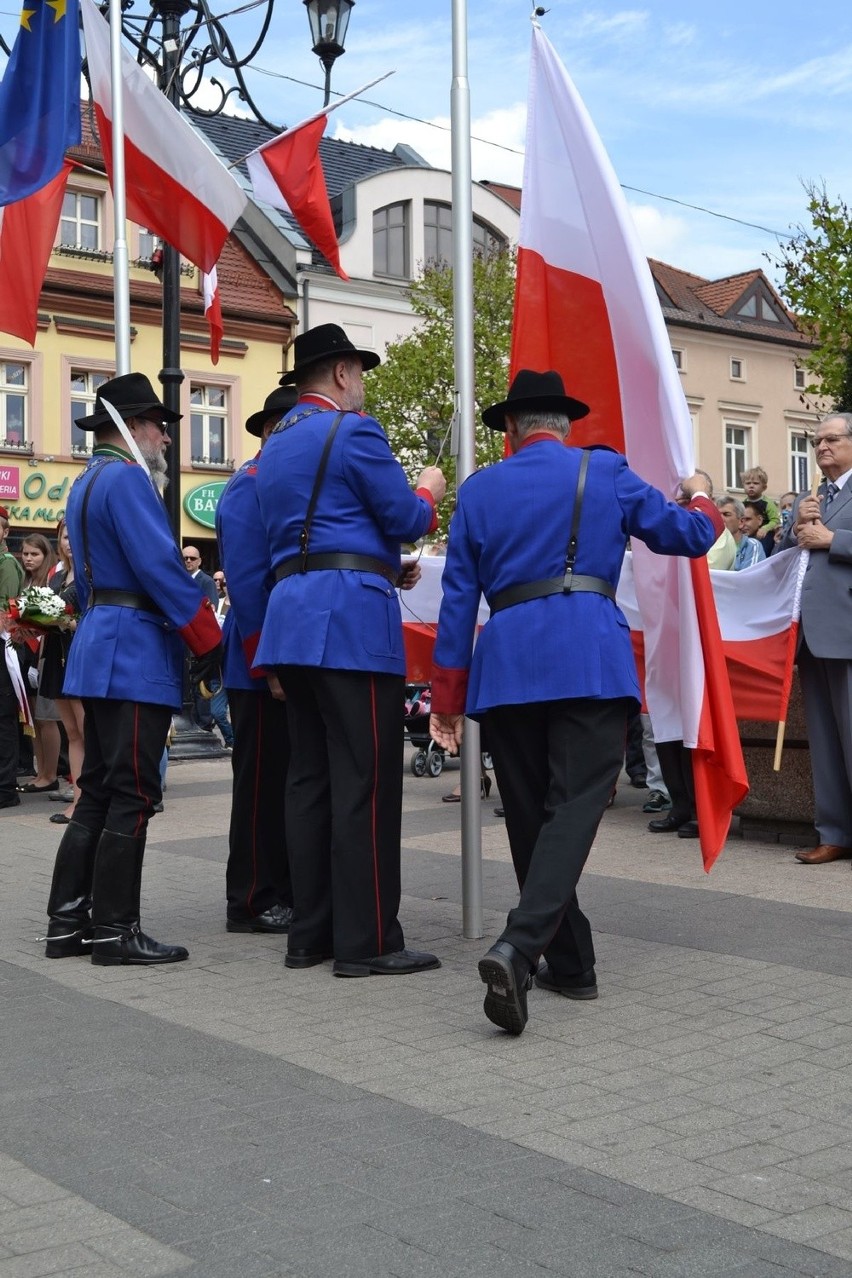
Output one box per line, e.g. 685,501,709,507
245,386,299,438
481,369,590,432
280,323,381,385
75,372,181,432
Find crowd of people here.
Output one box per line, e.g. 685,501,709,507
0,329,848,1036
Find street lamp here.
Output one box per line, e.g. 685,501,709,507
303,0,354,106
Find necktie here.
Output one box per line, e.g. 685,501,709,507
825,481,839,508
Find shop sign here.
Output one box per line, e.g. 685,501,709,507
184,480,228,529
2,467,71,524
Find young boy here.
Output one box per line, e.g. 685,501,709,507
740,467,779,546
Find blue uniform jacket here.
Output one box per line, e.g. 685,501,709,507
63,452,220,709
255,403,435,675
432,439,722,717
215,454,272,691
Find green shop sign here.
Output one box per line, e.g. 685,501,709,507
183,480,228,529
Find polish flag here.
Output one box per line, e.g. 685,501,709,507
512,24,748,869
246,114,348,281
202,267,223,365
617,549,805,725
80,0,247,274
0,161,71,345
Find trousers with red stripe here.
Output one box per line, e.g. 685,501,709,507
74,698,171,837
280,666,405,963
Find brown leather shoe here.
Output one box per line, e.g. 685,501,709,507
794,843,851,864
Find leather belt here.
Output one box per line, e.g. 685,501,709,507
275,553,398,587
88,588,162,614
489,572,616,614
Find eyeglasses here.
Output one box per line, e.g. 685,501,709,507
134,415,169,434
183,555,200,563
811,433,852,450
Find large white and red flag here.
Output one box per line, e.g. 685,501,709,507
0,160,72,344
80,0,247,274
246,114,348,281
512,23,748,868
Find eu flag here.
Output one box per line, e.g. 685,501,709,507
0,0,81,205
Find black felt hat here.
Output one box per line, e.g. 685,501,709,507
481,369,590,432
280,323,381,385
245,386,299,438
74,372,180,432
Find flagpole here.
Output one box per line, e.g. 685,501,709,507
451,0,483,939
107,0,132,375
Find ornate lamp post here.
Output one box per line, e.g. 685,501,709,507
303,0,354,106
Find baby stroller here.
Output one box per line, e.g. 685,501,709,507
404,684,446,777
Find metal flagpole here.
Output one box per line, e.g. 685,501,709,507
450,0,483,939
107,0,132,375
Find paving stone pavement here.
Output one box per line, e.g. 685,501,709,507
1,754,851,1277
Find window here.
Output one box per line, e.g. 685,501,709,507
794,366,807,390
0,360,28,451
373,203,409,279
60,191,102,252
790,433,810,492
734,291,782,324
424,202,506,266
70,369,111,456
730,357,745,381
724,424,750,490
672,348,684,372
190,384,228,466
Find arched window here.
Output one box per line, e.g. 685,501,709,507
373,203,410,279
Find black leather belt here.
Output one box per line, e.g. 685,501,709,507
489,572,616,614
88,588,162,614
275,553,398,587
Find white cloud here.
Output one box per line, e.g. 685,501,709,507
573,9,649,41
627,203,692,265
663,22,696,48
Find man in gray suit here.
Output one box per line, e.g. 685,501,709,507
781,414,852,866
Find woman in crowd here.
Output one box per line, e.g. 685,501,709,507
39,520,82,823
18,534,61,794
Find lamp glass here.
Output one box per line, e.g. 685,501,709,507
304,0,354,54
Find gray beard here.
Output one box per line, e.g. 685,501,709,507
138,444,168,492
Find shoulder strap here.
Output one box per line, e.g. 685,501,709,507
79,457,120,592
562,449,590,590
298,411,346,570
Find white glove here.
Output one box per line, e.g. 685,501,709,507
27,667,39,690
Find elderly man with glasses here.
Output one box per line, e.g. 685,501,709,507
43,373,222,965
780,414,852,867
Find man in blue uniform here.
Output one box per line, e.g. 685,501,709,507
216,386,297,934
255,323,446,976
429,370,723,1034
44,373,222,966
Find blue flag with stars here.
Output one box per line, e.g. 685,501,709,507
0,0,81,205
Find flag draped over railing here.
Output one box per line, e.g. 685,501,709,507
511,23,748,869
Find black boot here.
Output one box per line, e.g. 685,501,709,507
90,830,188,966
44,821,100,957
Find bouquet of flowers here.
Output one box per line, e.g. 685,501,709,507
2,585,76,644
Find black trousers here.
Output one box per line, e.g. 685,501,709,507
485,697,630,978
280,666,405,962
0,659,18,802
74,698,171,838
226,688,292,919
655,740,695,822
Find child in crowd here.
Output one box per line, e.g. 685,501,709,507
741,468,779,547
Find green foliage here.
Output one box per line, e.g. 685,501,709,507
774,182,852,406
365,249,516,536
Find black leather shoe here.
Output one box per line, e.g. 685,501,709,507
642,789,672,813
332,949,441,977
478,940,534,1035
535,961,598,1000
226,905,293,934
677,820,699,839
493,807,505,818
91,925,188,966
285,949,332,969
647,812,692,833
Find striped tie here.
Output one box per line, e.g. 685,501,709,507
825,481,840,508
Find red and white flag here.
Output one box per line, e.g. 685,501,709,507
81,0,247,274
0,160,71,345
618,549,805,725
513,24,747,869
246,114,348,281
202,267,223,365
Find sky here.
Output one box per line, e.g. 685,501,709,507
3,0,852,286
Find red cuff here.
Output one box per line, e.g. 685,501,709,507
242,631,268,678
430,663,469,715
689,494,724,539
178,597,221,655
416,487,439,535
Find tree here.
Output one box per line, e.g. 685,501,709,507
365,248,516,536
774,181,852,407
